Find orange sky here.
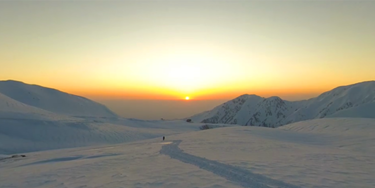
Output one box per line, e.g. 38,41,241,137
65,80,353,101
1,1,374,101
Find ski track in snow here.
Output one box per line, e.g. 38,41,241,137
160,140,300,188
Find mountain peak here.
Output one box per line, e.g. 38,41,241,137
2,80,25,84
234,94,262,101
265,96,282,101
237,94,261,98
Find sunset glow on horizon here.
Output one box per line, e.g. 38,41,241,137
1,1,374,101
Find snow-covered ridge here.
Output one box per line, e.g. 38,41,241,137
0,80,117,118
0,80,203,154
191,81,375,127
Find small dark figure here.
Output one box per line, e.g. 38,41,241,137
163,136,165,141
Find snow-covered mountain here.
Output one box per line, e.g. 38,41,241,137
0,80,201,154
0,80,117,118
0,92,74,121
190,81,375,127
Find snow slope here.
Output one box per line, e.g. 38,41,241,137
286,81,375,123
1,118,374,188
0,80,117,117
191,81,375,127
0,92,75,121
0,118,200,154
326,102,375,118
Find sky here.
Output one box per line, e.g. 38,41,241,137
1,1,375,119
96,99,228,120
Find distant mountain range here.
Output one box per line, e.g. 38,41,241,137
190,81,375,127
0,80,117,119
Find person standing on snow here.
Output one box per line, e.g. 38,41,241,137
163,136,165,141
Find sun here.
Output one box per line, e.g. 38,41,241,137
185,96,190,100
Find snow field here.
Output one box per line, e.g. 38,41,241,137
167,118,375,188
1,118,374,188
0,139,241,188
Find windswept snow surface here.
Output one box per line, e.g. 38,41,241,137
166,118,375,188
0,139,243,188
1,118,374,188
161,140,299,188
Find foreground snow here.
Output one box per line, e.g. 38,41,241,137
0,139,242,188
161,140,299,188
1,118,374,188
172,118,375,188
